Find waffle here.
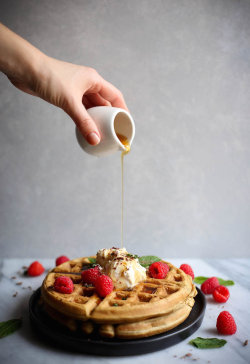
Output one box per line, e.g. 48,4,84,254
41,257,197,326
41,295,195,339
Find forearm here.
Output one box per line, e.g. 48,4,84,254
0,23,46,91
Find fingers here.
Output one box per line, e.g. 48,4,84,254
62,67,128,146
82,95,93,109
82,94,111,110
83,93,111,109
66,100,100,145
98,79,128,111
84,69,128,110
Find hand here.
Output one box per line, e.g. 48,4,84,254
9,58,128,145
0,23,128,145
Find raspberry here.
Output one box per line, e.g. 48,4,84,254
54,276,74,294
179,264,194,280
213,285,230,303
55,255,70,266
149,262,169,279
94,275,113,297
81,266,102,285
27,261,45,276
201,277,220,294
216,311,237,335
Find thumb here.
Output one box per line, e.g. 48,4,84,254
66,101,100,145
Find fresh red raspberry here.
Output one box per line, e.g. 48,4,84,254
216,311,237,335
81,266,102,285
149,262,169,279
179,264,194,280
54,276,74,294
213,285,230,303
201,277,220,294
94,275,113,297
27,261,45,276
55,255,70,266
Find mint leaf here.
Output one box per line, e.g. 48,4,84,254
138,256,161,268
0,319,22,339
189,337,227,349
194,276,234,286
193,276,209,284
88,257,96,264
217,278,234,286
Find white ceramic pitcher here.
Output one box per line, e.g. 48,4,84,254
75,106,135,157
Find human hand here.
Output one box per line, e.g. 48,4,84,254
0,23,128,145
10,58,128,145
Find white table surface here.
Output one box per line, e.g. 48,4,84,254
0,258,249,364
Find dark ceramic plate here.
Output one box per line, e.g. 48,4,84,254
29,287,206,356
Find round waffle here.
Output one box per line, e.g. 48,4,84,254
41,257,197,324
40,292,196,339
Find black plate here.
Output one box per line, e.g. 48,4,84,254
29,287,206,356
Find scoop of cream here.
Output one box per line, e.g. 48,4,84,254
96,247,128,267
96,247,146,289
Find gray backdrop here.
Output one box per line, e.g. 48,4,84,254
0,0,250,259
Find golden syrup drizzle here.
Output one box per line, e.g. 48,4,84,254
117,134,130,248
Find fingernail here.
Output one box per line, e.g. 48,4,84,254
86,132,100,145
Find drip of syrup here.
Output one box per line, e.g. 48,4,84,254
116,134,130,248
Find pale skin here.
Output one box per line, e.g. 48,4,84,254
0,23,128,145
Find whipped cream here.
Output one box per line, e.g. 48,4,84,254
96,247,128,267
96,247,146,289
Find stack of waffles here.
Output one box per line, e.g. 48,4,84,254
41,257,197,339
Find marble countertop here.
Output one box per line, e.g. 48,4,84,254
0,258,249,364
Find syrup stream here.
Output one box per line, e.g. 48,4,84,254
116,134,130,248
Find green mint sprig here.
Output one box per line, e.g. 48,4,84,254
0,319,22,339
194,276,234,286
138,256,161,268
88,257,96,264
189,337,227,349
